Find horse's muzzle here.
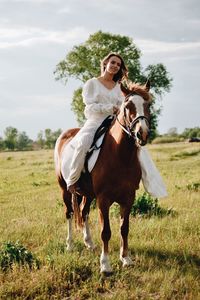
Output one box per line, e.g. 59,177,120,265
137,132,148,146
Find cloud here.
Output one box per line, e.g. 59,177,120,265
0,26,90,49
7,0,59,3
136,39,200,58
57,6,71,14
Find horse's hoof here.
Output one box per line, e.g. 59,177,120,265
120,256,134,267
100,266,113,276
84,241,96,250
66,244,73,251
101,270,114,277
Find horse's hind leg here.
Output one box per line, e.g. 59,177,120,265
119,201,134,267
80,197,95,250
62,188,74,250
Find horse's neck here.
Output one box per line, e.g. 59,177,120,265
110,114,138,159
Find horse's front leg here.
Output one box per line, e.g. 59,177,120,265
98,201,112,274
120,202,134,267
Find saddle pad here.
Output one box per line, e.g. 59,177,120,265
60,134,105,182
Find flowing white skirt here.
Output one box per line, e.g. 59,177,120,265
138,147,168,198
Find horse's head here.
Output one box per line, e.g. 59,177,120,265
120,81,151,146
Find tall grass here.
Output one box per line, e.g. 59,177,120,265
0,143,200,299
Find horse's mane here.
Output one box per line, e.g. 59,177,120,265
129,83,151,101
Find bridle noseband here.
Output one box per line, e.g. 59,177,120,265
116,92,150,140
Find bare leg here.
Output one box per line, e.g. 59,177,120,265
120,203,133,267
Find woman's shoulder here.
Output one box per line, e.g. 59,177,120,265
85,77,98,84
83,77,98,88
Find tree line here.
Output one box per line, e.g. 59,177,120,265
0,126,199,152
0,127,62,151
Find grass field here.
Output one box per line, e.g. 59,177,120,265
0,142,200,299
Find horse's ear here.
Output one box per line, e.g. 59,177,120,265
145,79,150,91
120,83,131,97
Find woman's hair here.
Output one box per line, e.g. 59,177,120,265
100,53,128,82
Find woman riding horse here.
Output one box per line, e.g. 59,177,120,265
54,53,167,273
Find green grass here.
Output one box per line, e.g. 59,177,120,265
0,143,200,299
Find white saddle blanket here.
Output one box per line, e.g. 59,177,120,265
60,134,104,181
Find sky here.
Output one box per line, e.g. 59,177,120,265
0,0,199,139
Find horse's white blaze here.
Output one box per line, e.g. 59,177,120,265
83,216,95,250
66,218,73,251
131,95,148,132
100,252,112,273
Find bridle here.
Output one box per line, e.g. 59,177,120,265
116,92,150,141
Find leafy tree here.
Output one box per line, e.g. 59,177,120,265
36,129,62,149
44,129,54,149
167,127,178,136
4,127,18,150
37,131,45,148
17,131,32,150
0,137,5,151
182,127,200,139
55,31,172,141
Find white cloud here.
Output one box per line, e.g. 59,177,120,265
0,26,90,49
136,40,200,54
57,6,71,14
9,0,59,3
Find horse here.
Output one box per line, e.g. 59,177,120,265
54,81,151,274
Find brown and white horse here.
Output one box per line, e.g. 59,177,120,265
54,81,151,274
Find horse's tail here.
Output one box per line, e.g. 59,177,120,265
72,193,83,229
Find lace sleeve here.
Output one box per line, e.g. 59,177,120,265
83,79,112,115
82,79,97,105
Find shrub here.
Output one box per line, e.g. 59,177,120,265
186,182,200,192
110,193,174,218
0,241,40,271
131,193,174,217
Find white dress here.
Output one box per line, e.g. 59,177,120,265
65,77,167,198
65,78,124,187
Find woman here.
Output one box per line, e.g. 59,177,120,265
67,53,127,193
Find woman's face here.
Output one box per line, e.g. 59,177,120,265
105,56,122,75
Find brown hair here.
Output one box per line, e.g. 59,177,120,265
101,53,128,82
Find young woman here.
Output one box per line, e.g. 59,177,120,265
66,53,167,198
67,53,127,193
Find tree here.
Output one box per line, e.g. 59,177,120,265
0,137,5,151
55,31,172,140
44,128,62,149
44,129,54,149
37,131,45,148
167,127,178,136
182,127,200,139
17,131,32,150
4,127,18,150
